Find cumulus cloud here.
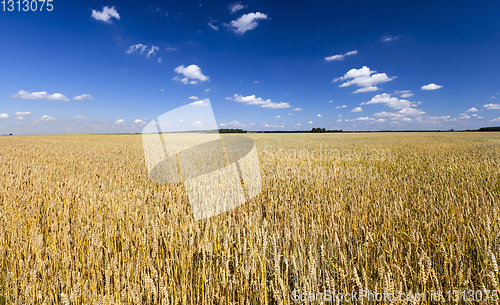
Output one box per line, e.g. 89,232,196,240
0,113,9,119
189,96,199,100
484,103,500,110
466,107,479,112
76,115,86,119
317,114,322,117
228,94,290,108
134,119,146,124
172,77,192,84
15,111,31,116
174,64,209,84
490,117,500,122
190,100,209,106
356,117,373,121
229,2,248,13
40,115,56,121
333,66,395,92
421,83,443,90
73,94,94,100
353,86,380,94
351,107,363,112
394,90,414,98
308,121,313,124
373,108,425,119
16,117,24,120
293,108,302,111
335,105,347,109
226,12,268,34
205,89,211,93
361,93,415,109
115,119,124,124
274,115,281,120
91,6,120,23
325,50,358,61
12,90,69,101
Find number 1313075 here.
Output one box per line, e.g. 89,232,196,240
2,0,53,12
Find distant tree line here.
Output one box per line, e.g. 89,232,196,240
477,127,500,132
218,128,247,133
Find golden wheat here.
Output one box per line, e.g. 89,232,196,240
0,132,500,304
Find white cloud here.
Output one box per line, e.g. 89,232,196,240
16,117,24,120
361,93,415,109
490,117,500,122
373,108,425,119
91,6,120,23
158,57,163,63
15,111,31,116
189,96,199,100
229,94,290,108
127,44,159,58
351,107,363,112
356,117,373,121
421,83,443,90
293,107,302,111
190,100,209,106
229,2,248,13
115,119,124,123
208,20,219,31
325,50,358,61
73,94,94,100
466,107,479,112
147,46,159,57
205,89,211,93
12,90,70,101
172,76,190,84
394,90,414,98
335,105,347,109
353,86,380,94
166,47,178,52
382,35,400,42
328,100,333,103
174,64,209,83
459,114,471,119
317,114,322,117
40,115,56,121
226,12,268,34
0,113,9,119
308,121,313,124
127,44,146,54
134,119,146,124
76,115,86,119
484,103,500,110
274,115,281,120
334,66,395,92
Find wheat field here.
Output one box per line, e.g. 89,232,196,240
1,132,500,304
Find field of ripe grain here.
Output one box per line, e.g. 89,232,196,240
1,132,500,304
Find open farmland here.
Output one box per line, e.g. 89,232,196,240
1,132,500,304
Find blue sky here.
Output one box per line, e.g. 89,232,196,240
1,0,500,134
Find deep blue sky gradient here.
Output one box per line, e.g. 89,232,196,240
1,0,499,133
